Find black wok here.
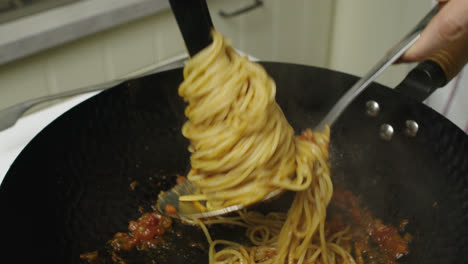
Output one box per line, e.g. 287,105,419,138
0,61,467,263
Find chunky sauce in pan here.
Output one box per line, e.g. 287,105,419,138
80,212,172,263
109,212,172,251
328,189,411,264
81,188,410,264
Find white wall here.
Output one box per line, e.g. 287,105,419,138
328,0,433,87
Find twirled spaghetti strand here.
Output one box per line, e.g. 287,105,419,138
179,31,355,264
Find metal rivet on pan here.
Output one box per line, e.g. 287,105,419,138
405,120,419,137
380,124,394,141
366,100,380,117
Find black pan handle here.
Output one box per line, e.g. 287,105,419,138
395,34,468,102
169,0,214,57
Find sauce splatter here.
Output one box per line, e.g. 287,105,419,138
329,188,411,264
164,204,178,215
109,212,172,251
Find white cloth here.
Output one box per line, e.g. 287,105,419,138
425,66,468,132
0,92,100,184
425,0,468,132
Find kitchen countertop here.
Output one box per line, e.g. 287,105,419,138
0,91,100,184
0,0,170,65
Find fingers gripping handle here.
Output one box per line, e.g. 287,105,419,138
395,33,468,102
427,33,468,83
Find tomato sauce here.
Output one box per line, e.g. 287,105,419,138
109,212,172,251
328,188,411,264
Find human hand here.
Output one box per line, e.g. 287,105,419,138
401,0,468,62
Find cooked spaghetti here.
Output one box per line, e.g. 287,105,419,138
179,30,313,210
79,31,410,264
178,30,353,263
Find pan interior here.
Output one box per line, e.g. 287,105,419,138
0,62,467,263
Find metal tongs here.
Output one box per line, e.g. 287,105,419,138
315,6,439,130
157,0,439,220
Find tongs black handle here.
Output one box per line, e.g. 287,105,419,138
169,0,214,57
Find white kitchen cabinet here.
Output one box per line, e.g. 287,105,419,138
209,0,334,66
0,0,334,112
0,10,184,111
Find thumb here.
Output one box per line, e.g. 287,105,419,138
401,0,468,62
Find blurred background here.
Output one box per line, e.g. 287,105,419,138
0,0,465,130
